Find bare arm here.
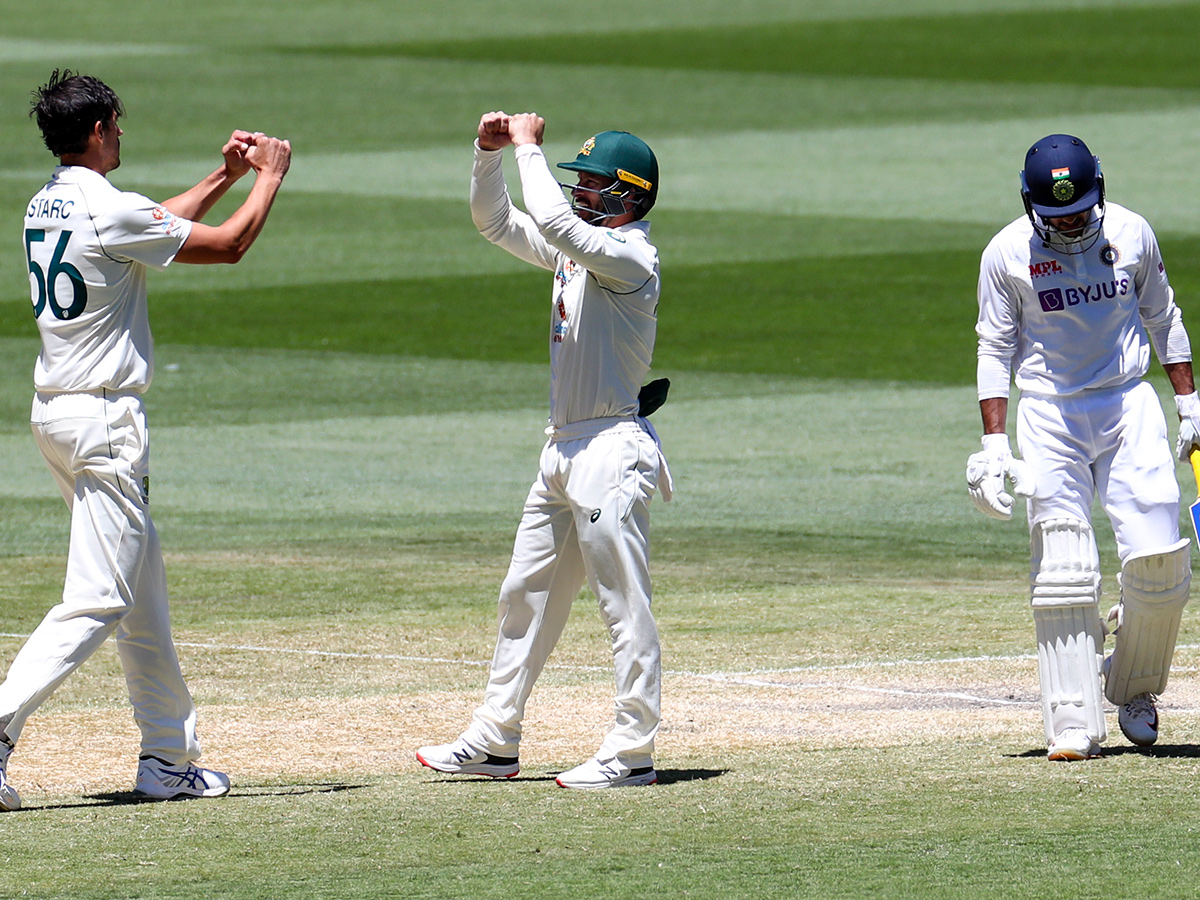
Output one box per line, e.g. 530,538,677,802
980,396,1008,435
174,134,291,265
1165,361,1196,397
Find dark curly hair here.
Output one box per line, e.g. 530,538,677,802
29,69,124,157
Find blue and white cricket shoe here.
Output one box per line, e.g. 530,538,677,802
135,756,230,799
1118,693,1160,746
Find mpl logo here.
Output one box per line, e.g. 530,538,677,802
1038,288,1065,311
1030,260,1064,279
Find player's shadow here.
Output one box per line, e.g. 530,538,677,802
420,768,727,786
1012,744,1200,760
1102,743,1200,759
25,781,366,811
420,774,559,785
654,768,726,785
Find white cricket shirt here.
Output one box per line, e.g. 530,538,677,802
976,202,1190,400
470,143,660,427
23,165,191,393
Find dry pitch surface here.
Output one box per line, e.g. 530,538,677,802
8,626,1200,804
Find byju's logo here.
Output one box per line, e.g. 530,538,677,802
1038,288,1065,311
1037,279,1130,312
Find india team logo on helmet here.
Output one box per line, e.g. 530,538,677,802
557,131,659,221
1051,168,1075,202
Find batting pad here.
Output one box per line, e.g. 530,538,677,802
1030,518,1106,743
1104,539,1191,705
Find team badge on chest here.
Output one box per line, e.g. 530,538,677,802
555,259,580,288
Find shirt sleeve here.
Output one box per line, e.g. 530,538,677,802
1136,220,1192,364
515,144,656,293
469,143,560,271
98,191,192,269
975,238,1018,400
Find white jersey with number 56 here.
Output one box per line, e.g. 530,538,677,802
23,165,191,394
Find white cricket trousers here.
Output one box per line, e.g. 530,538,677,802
0,391,200,764
466,418,667,767
1017,379,1182,562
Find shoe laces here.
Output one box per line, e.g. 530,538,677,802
1125,693,1157,718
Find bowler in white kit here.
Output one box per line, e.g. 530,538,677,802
3,70,290,807
417,111,671,788
968,134,1199,760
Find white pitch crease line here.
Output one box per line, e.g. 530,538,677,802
729,680,1028,707
178,641,491,667
1,634,1197,711
166,640,1030,706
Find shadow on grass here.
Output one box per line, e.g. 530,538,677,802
418,774,557,785
418,768,726,786
21,781,367,811
1011,744,1200,760
656,768,727,785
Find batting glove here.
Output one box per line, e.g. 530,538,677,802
1175,392,1200,461
965,433,1035,521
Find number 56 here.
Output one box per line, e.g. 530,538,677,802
24,228,88,321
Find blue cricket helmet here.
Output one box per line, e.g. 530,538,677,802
1020,134,1106,253
1021,134,1104,218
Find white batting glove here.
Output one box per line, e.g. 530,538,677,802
965,433,1035,521
1175,392,1200,461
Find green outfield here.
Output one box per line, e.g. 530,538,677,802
4,1,1200,897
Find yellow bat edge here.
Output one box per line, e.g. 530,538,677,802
1190,449,1200,547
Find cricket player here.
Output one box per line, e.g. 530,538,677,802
416,111,671,788
2,70,291,808
967,134,1198,760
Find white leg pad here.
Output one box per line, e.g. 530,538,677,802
1104,539,1190,705
1030,518,1106,744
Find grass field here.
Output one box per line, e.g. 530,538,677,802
5,1,1200,897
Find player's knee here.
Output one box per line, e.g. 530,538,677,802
1030,517,1100,605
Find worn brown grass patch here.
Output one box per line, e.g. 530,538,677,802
10,641,1200,806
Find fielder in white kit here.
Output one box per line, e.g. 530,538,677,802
1,70,290,808
968,134,1199,760
417,111,671,789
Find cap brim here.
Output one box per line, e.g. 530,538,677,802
557,160,609,176
1030,185,1101,219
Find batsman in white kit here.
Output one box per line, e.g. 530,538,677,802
968,134,1199,760
417,111,671,788
2,70,290,808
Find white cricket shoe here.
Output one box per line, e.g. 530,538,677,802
1046,728,1101,761
135,756,230,799
555,757,657,789
416,738,519,778
1118,693,1159,746
0,741,20,811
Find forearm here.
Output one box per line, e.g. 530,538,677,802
174,170,284,264
223,171,284,255
161,165,245,222
1165,361,1196,397
980,396,1008,435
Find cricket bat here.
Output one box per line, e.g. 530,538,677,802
1190,448,1200,545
